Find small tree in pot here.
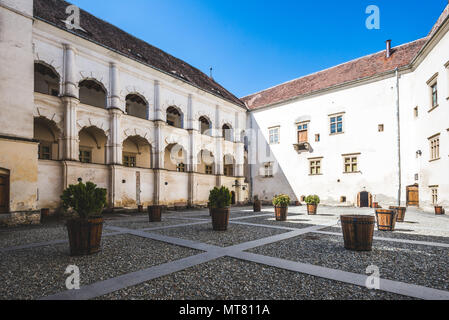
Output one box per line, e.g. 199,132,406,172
61,180,107,256
305,195,320,215
273,194,290,221
209,186,232,231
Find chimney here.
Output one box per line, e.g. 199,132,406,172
386,40,392,58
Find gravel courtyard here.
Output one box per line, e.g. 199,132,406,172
1,205,448,300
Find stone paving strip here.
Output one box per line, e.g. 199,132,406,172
229,252,449,300
247,233,449,293
97,257,411,300
315,230,449,248
0,234,200,300
148,222,290,247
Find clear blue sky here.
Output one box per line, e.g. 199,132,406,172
68,0,446,98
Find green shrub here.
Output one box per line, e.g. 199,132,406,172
273,194,290,207
305,195,320,205
61,180,107,219
209,186,232,209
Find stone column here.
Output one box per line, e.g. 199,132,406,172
187,94,197,207
109,63,123,111
153,80,163,205
107,108,122,165
63,44,78,99
214,105,224,186
61,96,79,160
61,44,79,161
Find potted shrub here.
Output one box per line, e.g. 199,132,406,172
61,180,107,256
305,195,320,215
209,186,232,231
435,205,445,215
273,194,290,221
253,195,261,213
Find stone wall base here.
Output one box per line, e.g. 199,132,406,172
0,211,41,227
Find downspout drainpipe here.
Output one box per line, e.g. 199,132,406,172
395,68,402,206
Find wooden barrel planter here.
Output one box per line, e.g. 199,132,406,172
40,208,50,223
295,201,301,206
375,209,397,231
307,204,317,215
341,215,375,251
389,206,406,222
253,200,261,213
66,217,104,256
148,205,162,222
275,206,288,221
137,205,143,213
435,206,445,215
372,202,379,209
211,207,230,231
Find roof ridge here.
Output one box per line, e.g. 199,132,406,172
241,37,428,100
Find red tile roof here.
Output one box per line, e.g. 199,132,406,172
33,0,246,108
243,4,449,110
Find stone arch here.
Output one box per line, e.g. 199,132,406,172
197,149,215,174
125,93,149,120
122,127,153,146
76,118,110,139
122,135,153,168
78,78,108,108
34,116,62,160
78,125,109,164
34,60,61,96
165,105,184,128
198,115,212,135
33,107,63,132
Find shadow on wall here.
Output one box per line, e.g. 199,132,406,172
247,116,297,204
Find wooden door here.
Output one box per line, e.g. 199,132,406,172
298,130,308,143
407,185,419,207
0,174,10,213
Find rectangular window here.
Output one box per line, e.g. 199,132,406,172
177,163,186,172
123,154,137,167
264,163,273,178
431,187,438,205
431,83,438,108
343,155,359,173
315,134,320,142
205,165,213,175
79,148,92,163
297,122,309,143
414,106,419,118
378,124,384,132
38,142,52,160
429,135,440,161
269,127,280,144
330,114,344,135
309,159,322,175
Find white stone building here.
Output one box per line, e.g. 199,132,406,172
243,5,449,213
0,0,248,220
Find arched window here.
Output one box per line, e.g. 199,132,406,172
164,144,187,171
34,117,61,160
125,94,148,120
223,154,235,177
222,124,233,142
78,126,107,164
34,62,60,96
199,116,211,135
79,79,107,109
166,106,183,128
122,136,152,168
198,150,214,175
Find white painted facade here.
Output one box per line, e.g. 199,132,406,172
0,0,248,214
248,12,449,212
